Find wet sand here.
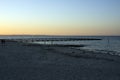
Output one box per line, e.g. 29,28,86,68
0,41,120,80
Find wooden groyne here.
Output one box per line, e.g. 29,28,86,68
0,38,102,43
0,38,102,47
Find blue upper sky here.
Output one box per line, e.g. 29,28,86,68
0,0,120,35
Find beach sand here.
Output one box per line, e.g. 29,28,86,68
0,41,120,80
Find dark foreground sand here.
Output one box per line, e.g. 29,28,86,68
0,42,120,80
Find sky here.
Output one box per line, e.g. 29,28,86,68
0,0,120,35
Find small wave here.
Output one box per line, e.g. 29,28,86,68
84,49,120,56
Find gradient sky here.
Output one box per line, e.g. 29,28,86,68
0,0,120,35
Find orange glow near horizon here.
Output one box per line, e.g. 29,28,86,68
0,24,119,36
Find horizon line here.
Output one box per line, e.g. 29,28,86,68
0,34,120,36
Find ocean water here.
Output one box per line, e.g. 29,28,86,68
79,36,120,53
0,35,120,53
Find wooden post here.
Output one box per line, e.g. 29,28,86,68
1,39,6,45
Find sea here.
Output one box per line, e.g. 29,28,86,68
0,35,120,54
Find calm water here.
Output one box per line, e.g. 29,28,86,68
0,35,120,53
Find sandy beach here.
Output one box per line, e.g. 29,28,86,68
0,41,120,80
